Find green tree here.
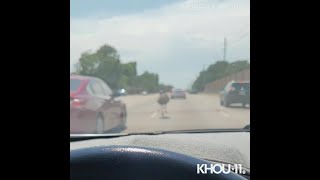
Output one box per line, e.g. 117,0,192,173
121,62,137,77
120,62,137,87
159,84,173,92
225,60,250,75
76,44,122,89
75,43,170,94
192,60,249,91
134,71,159,93
118,75,129,89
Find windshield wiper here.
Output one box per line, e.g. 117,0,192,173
70,132,165,141
70,133,128,142
70,126,250,142
243,124,250,131
130,127,249,135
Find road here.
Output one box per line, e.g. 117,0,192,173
118,93,250,133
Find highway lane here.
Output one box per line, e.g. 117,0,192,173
119,93,250,133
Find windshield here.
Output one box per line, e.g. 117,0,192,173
232,83,250,91
70,0,250,134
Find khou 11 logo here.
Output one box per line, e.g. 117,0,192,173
197,163,246,174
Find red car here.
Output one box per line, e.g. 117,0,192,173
70,75,127,134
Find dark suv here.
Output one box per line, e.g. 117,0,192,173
220,81,250,107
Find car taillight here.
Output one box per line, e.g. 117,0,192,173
229,87,236,92
71,98,86,108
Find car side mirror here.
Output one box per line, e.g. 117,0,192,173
111,91,120,98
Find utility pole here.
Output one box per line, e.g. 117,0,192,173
223,37,227,61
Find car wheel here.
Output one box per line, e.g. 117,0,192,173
96,114,104,134
223,98,230,107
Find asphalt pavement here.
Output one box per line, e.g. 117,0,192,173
118,93,250,133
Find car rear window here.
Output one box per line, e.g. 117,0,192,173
174,91,184,94
232,83,250,90
70,79,82,92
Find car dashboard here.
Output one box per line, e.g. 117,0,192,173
71,132,250,180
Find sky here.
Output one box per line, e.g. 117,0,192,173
70,0,250,89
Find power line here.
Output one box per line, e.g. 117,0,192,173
228,31,249,48
225,22,250,49
225,22,250,39
220,31,249,63
208,24,249,62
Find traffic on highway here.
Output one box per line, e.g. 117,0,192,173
70,74,250,134
70,0,250,135
70,0,250,179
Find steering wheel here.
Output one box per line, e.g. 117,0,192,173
70,146,246,180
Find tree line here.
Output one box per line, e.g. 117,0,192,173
192,60,250,91
74,44,172,94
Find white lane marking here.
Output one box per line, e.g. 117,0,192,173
219,107,230,117
151,112,158,118
221,111,230,117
